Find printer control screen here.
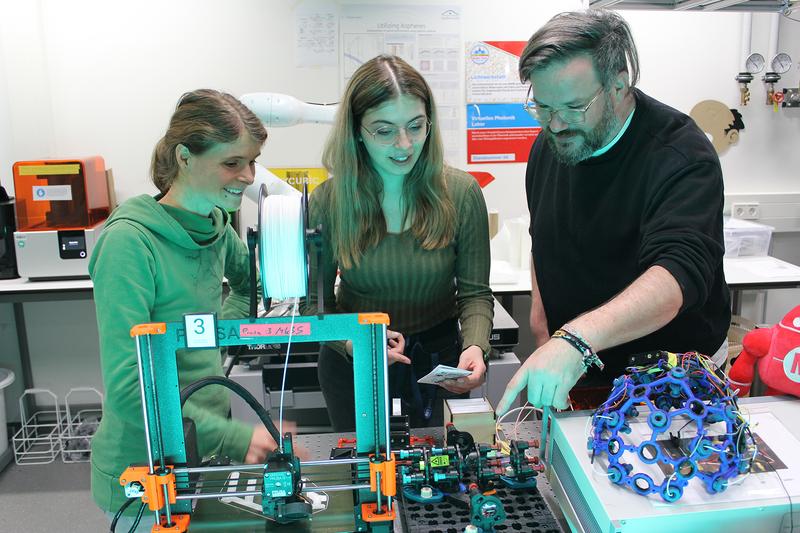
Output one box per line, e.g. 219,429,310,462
58,230,87,259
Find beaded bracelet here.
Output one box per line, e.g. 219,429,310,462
561,323,592,351
552,325,604,371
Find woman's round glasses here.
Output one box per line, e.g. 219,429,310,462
361,118,431,146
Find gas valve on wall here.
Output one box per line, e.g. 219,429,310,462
763,53,794,110
739,15,796,112
762,71,781,107
735,72,754,106
737,52,764,106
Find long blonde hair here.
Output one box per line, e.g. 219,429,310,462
322,55,455,269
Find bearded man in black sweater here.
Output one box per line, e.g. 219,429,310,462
498,10,731,413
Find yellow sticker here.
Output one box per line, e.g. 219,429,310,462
18,164,81,176
268,167,329,194
667,352,678,368
430,455,450,468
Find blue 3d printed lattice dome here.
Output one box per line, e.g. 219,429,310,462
588,352,756,502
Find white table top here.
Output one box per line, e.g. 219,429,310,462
721,256,800,286
489,255,800,294
0,277,93,294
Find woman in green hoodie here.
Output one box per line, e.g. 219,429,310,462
89,89,277,527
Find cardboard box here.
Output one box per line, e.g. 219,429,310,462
444,397,496,445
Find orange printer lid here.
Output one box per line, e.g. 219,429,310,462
13,156,110,231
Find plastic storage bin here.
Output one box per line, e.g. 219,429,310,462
0,369,15,458
723,217,773,258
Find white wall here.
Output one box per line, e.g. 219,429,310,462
629,11,800,196
0,0,799,420
0,4,14,190
0,58,10,184
1,1,798,223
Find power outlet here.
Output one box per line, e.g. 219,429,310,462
731,202,760,220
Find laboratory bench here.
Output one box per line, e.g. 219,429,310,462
2,255,799,528
3,396,798,532
0,420,567,532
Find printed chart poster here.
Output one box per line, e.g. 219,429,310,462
294,1,338,67
341,4,462,161
465,41,540,164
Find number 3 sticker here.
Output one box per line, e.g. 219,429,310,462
184,313,218,349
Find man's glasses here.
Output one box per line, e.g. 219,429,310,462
522,86,604,125
361,118,431,146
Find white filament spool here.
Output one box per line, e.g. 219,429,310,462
258,192,307,300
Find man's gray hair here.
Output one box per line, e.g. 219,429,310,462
519,10,640,89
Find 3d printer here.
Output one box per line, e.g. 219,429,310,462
12,156,110,279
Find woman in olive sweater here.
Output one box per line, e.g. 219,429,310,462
306,55,494,430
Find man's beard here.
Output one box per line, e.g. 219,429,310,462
544,95,619,166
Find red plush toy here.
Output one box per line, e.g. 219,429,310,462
729,304,800,397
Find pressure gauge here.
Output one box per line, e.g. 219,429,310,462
745,53,765,74
771,52,793,75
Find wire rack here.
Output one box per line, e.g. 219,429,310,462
60,387,103,463
12,389,63,465
11,387,104,465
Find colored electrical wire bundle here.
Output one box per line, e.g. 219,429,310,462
588,351,756,502
495,403,541,455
